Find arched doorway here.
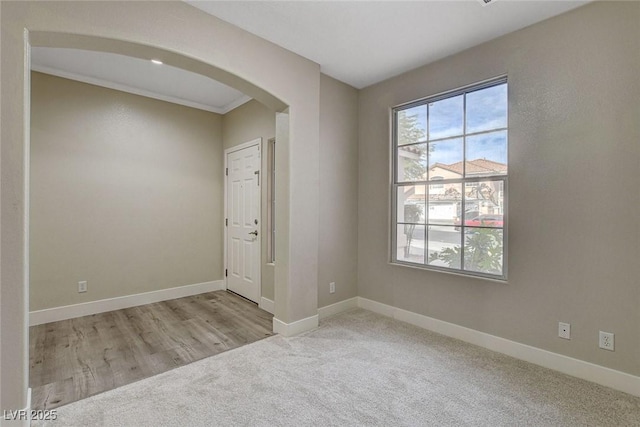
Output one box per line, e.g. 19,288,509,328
1,1,320,415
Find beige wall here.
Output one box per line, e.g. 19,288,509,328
318,74,359,308
222,100,275,151
2,0,320,411
222,100,276,301
29,72,223,311
3,0,636,415
358,1,640,376
221,81,361,309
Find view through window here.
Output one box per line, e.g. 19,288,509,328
392,78,507,279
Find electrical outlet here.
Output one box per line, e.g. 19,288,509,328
558,322,571,340
599,331,614,351
329,282,336,294
78,280,87,293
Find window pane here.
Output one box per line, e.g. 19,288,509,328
463,228,503,275
429,95,463,140
397,105,427,146
397,185,426,224
466,83,507,134
392,79,507,277
427,226,461,268
428,183,461,225
464,180,504,227
397,143,427,182
396,224,425,264
465,131,507,177
428,138,463,180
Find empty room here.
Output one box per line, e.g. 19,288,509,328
1,1,639,426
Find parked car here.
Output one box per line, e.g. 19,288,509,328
465,214,504,227
454,213,503,229
454,210,478,230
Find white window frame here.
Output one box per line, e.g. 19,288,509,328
430,176,444,189
391,77,508,281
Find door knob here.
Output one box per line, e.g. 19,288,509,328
249,230,258,236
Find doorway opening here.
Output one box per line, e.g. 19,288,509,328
26,34,287,410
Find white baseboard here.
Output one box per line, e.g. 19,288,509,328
357,297,640,398
318,297,358,320
259,297,275,314
25,387,31,427
29,280,224,326
273,314,319,337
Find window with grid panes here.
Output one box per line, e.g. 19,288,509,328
392,78,507,280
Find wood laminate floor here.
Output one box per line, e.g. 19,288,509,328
29,290,274,410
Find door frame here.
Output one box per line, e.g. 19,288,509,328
223,137,262,299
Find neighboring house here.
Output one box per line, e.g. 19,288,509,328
430,159,506,218
430,158,507,178
398,157,507,225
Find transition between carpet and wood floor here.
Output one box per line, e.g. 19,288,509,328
29,290,274,410
34,308,640,426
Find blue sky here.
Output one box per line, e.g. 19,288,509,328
426,130,507,169
466,131,507,164
400,83,508,168
399,82,507,143
429,139,462,167
466,84,508,134
429,95,463,139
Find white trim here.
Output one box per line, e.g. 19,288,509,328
31,65,252,115
29,280,224,326
224,146,228,293
225,137,262,155
25,387,31,412
357,297,640,397
318,297,358,320
273,314,319,337
259,297,275,314
25,387,32,426
222,95,253,114
23,34,33,422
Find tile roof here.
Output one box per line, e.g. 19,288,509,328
431,158,507,176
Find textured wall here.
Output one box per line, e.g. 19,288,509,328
319,74,359,308
222,100,276,301
2,0,320,410
358,2,640,375
30,72,223,310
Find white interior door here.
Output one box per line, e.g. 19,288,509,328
226,142,261,303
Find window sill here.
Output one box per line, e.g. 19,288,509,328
389,260,508,284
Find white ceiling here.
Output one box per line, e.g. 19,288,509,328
188,0,590,89
31,47,251,114
31,1,590,113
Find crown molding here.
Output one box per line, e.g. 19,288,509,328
31,65,251,115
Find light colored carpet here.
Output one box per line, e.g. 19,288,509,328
35,308,640,426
